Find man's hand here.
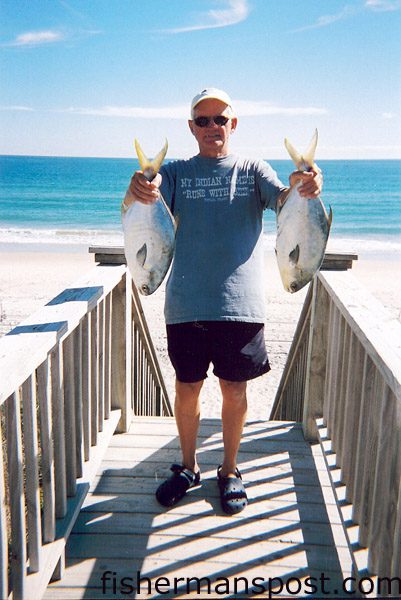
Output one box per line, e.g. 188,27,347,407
123,171,162,209
289,166,323,199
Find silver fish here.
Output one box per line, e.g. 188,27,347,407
122,139,176,295
276,129,332,293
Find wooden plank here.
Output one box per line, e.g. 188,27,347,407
43,415,356,600
6,391,27,599
340,334,365,498
111,279,128,432
90,307,98,447
368,386,397,576
21,375,42,572
81,314,91,462
356,372,384,548
0,264,126,406
51,344,67,518
270,283,312,420
333,321,351,463
63,333,77,498
24,410,121,600
37,358,56,543
73,324,84,479
319,270,401,398
303,278,329,441
130,281,171,416
352,355,375,524
0,418,8,600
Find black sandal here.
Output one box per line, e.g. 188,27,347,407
217,465,248,515
156,464,201,507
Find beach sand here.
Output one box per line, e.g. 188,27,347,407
0,244,400,421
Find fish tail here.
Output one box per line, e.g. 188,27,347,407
134,139,168,180
284,129,318,171
303,129,318,169
284,138,303,170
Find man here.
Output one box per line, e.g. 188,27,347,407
123,88,322,514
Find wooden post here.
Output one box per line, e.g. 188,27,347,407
111,274,131,432
303,277,330,442
6,391,27,600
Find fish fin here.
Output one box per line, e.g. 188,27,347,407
284,129,318,171
174,214,180,232
134,139,168,181
328,205,333,230
303,129,318,169
136,243,147,267
289,244,300,265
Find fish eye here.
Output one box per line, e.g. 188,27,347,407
141,284,150,295
290,282,298,293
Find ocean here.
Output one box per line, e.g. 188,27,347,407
1,155,400,259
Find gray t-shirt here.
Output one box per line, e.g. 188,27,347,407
160,154,286,324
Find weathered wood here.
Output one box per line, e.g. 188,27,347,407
88,246,358,271
51,344,67,518
90,307,98,447
0,418,7,600
37,358,56,543
302,277,329,441
131,281,171,416
81,314,91,462
340,334,365,497
6,391,26,600
358,373,385,548
368,386,396,576
1,258,175,599
44,417,354,600
111,278,128,432
270,283,313,420
63,333,77,497
319,270,401,396
21,375,42,573
352,354,376,524
73,324,84,479
23,410,121,600
0,265,126,406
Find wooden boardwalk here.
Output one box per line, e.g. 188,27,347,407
44,417,353,599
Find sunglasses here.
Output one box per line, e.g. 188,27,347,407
193,115,230,128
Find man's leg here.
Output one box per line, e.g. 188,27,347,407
219,379,247,477
155,378,203,507
174,379,203,473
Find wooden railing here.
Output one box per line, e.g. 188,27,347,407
271,261,401,587
0,255,171,600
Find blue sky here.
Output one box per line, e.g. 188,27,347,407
1,0,400,159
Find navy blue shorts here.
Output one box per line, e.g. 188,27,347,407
166,321,271,383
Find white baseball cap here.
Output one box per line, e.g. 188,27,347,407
190,88,235,118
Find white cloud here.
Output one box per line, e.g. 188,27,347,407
63,100,328,119
0,105,34,111
7,30,65,47
234,100,328,117
365,0,401,10
64,105,189,119
164,0,250,34
293,0,401,32
291,5,357,32
382,112,397,119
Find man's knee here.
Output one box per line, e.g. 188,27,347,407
219,379,247,402
176,379,203,399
